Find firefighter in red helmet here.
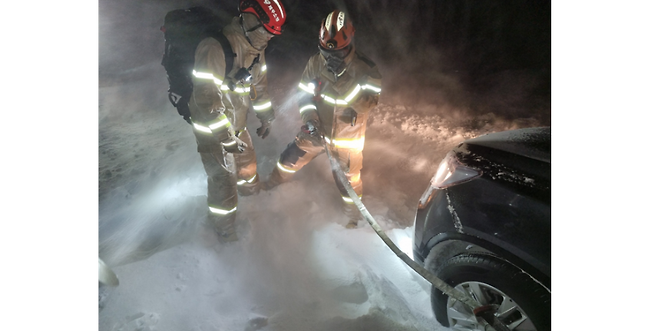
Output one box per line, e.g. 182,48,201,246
188,0,286,242
264,10,382,228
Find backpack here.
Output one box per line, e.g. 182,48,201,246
160,6,235,123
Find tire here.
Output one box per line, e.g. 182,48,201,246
431,253,550,331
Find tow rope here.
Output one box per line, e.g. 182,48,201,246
321,138,511,331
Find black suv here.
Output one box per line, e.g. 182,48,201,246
413,127,550,331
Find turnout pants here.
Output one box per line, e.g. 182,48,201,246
197,130,260,235
268,132,364,223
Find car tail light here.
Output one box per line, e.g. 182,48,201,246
418,151,481,209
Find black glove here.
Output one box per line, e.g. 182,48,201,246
222,136,246,154
256,120,272,139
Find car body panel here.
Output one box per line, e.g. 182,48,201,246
413,127,551,289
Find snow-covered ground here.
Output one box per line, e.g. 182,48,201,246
97,54,541,330
94,1,549,330
11,1,658,330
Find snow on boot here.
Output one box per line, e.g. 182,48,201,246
345,219,359,229
342,199,362,229
215,221,238,243
217,229,238,243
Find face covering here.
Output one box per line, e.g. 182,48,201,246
241,13,273,51
319,45,352,76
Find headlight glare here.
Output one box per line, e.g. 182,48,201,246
418,151,481,209
430,151,481,189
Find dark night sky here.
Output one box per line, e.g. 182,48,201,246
99,0,551,124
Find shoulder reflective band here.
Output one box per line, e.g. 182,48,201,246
324,136,365,150
237,174,258,185
299,104,317,114
361,84,382,93
193,115,231,135
261,64,267,72
277,161,297,173
253,101,272,112
209,205,237,215
193,70,251,95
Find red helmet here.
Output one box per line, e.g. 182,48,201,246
319,10,355,50
239,0,286,35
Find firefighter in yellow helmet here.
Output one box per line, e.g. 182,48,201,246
188,0,286,242
264,10,382,228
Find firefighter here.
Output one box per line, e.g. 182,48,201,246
263,10,382,228
188,0,286,242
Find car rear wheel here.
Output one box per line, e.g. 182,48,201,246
431,253,550,331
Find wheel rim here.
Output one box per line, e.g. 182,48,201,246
446,281,538,331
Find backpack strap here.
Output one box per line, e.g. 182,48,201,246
206,30,235,80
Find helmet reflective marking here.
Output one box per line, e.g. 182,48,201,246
272,0,285,19
325,11,333,32
336,11,345,31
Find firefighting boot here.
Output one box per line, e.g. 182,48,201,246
343,201,362,229
208,213,238,244
262,166,294,191
216,223,238,243
237,173,261,196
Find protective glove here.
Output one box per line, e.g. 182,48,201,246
302,119,320,136
221,136,246,154
256,120,272,139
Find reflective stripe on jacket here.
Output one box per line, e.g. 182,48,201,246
297,49,382,150
188,16,274,145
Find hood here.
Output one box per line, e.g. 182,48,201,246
463,127,551,163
